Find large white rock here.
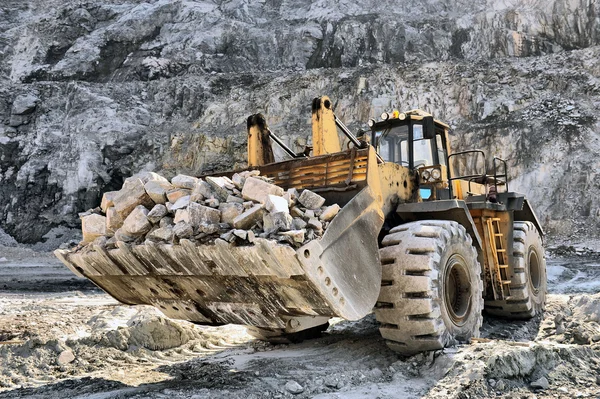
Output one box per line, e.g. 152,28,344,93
147,204,168,224
263,212,293,232
81,214,106,243
105,206,123,235
122,205,152,236
171,195,191,211
298,189,325,210
232,204,264,229
166,188,191,203
100,191,118,213
319,204,340,222
219,202,243,225
174,209,190,224
188,203,221,227
205,176,232,200
144,180,175,204
265,195,289,214
113,179,155,219
241,177,284,204
171,174,198,189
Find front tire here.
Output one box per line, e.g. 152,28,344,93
485,221,546,318
374,221,483,356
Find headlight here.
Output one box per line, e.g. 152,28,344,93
381,112,389,121
368,119,375,127
421,170,431,180
431,168,441,180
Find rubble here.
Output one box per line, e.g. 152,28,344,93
75,170,341,251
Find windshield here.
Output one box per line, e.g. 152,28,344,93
375,125,409,165
412,124,435,167
375,123,436,168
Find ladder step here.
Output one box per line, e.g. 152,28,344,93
494,233,503,237
491,218,502,222
496,249,506,252
499,265,509,268
501,280,511,284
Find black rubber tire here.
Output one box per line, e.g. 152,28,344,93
374,220,483,356
485,221,547,319
246,322,330,344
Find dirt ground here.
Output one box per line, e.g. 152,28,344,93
0,245,600,398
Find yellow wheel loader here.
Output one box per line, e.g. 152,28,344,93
56,96,546,355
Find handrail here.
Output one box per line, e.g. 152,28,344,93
447,150,487,198
493,157,509,192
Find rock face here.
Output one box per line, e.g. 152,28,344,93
1,0,600,242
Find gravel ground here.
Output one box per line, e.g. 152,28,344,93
0,245,599,398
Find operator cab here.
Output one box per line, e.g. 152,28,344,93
369,110,451,200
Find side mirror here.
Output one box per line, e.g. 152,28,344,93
423,116,435,139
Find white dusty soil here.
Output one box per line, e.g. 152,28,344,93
0,246,600,398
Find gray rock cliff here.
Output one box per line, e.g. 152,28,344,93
1,0,599,242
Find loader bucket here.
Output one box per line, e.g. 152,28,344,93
55,147,384,328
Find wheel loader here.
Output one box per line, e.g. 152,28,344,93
55,96,547,355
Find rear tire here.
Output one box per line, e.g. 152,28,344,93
485,221,546,319
374,220,483,356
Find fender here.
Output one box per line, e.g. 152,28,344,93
395,200,483,251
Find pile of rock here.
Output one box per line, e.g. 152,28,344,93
78,171,341,251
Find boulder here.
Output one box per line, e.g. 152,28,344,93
188,203,221,227
144,180,175,204
113,179,155,219
124,172,168,186
147,204,168,224
219,202,244,225
298,189,325,210
320,204,340,221
233,229,247,240
264,212,293,233
159,216,174,228
171,174,198,189
265,195,289,214
122,205,152,236
206,176,233,200
147,226,174,242
81,214,106,243
173,222,194,238
11,94,39,115
307,217,323,233
166,188,191,203
226,194,244,203
57,350,75,365
105,207,123,235
192,181,214,199
233,204,264,230
171,195,191,211
281,230,305,243
100,191,118,212
174,209,190,224
241,177,284,204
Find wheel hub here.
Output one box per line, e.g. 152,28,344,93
444,254,472,327
528,248,541,293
